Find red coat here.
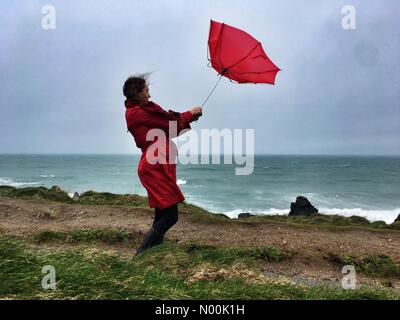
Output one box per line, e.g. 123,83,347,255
125,99,194,209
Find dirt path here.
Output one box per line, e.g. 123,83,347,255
1,196,399,288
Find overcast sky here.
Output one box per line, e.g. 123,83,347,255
1,0,399,155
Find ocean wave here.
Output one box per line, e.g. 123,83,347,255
40,174,55,178
190,199,400,224
281,193,338,208
221,207,399,224
339,164,351,168
220,208,400,224
177,179,186,185
318,207,400,224
222,208,289,219
0,177,40,187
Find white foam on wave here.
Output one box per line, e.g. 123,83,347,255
318,207,400,224
282,192,338,208
221,207,399,224
0,177,40,187
223,208,289,219
40,174,55,178
177,179,186,185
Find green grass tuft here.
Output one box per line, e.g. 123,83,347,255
34,231,67,243
34,229,138,245
328,253,400,278
243,213,398,231
78,191,148,207
0,186,73,203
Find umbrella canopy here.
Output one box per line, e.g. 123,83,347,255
208,19,280,84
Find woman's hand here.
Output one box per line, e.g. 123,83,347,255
190,106,203,121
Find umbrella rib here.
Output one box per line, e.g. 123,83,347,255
215,23,227,71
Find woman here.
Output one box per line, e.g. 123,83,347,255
124,74,202,256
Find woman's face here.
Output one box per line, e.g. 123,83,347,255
138,85,151,105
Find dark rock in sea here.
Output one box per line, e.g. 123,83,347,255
238,212,254,219
72,192,80,202
50,185,62,193
389,215,400,230
289,196,318,216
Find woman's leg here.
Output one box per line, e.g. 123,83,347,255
153,207,162,226
152,207,164,246
152,203,178,235
136,203,178,256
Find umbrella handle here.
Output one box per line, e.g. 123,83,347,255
200,74,224,108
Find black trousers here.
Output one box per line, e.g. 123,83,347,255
152,203,179,235
136,203,179,255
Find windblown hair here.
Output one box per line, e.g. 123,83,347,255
123,73,150,102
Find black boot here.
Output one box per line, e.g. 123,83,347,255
152,233,164,246
135,227,161,256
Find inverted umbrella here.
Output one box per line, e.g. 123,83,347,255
201,19,280,107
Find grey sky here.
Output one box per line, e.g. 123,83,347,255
1,0,399,155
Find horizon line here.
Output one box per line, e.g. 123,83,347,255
0,153,400,157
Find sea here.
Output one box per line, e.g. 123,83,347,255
0,154,399,224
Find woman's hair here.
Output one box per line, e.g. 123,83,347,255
123,73,150,102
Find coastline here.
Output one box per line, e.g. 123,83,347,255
0,185,400,299
2,154,400,224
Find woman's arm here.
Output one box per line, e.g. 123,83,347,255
137,105,202,138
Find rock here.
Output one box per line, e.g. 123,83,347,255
49,207,60,218
289,196,318,216
390,214,400,228
50,185,62,193
72,192,80,202
36,207,59,219
238,212,254,219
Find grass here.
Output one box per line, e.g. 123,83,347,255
241,213,399,232
2,187,399,300
0,185,73,203
78,191,149,207
328,253,400,279
1,233,399,300
181,242,293,263
33,229,139,245
33,228,292,262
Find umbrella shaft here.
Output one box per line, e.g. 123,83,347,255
201,74,223,108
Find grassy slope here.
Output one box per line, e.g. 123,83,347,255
0,185,400,300
1,234,399,300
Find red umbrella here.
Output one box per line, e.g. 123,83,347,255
201,19,280,107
